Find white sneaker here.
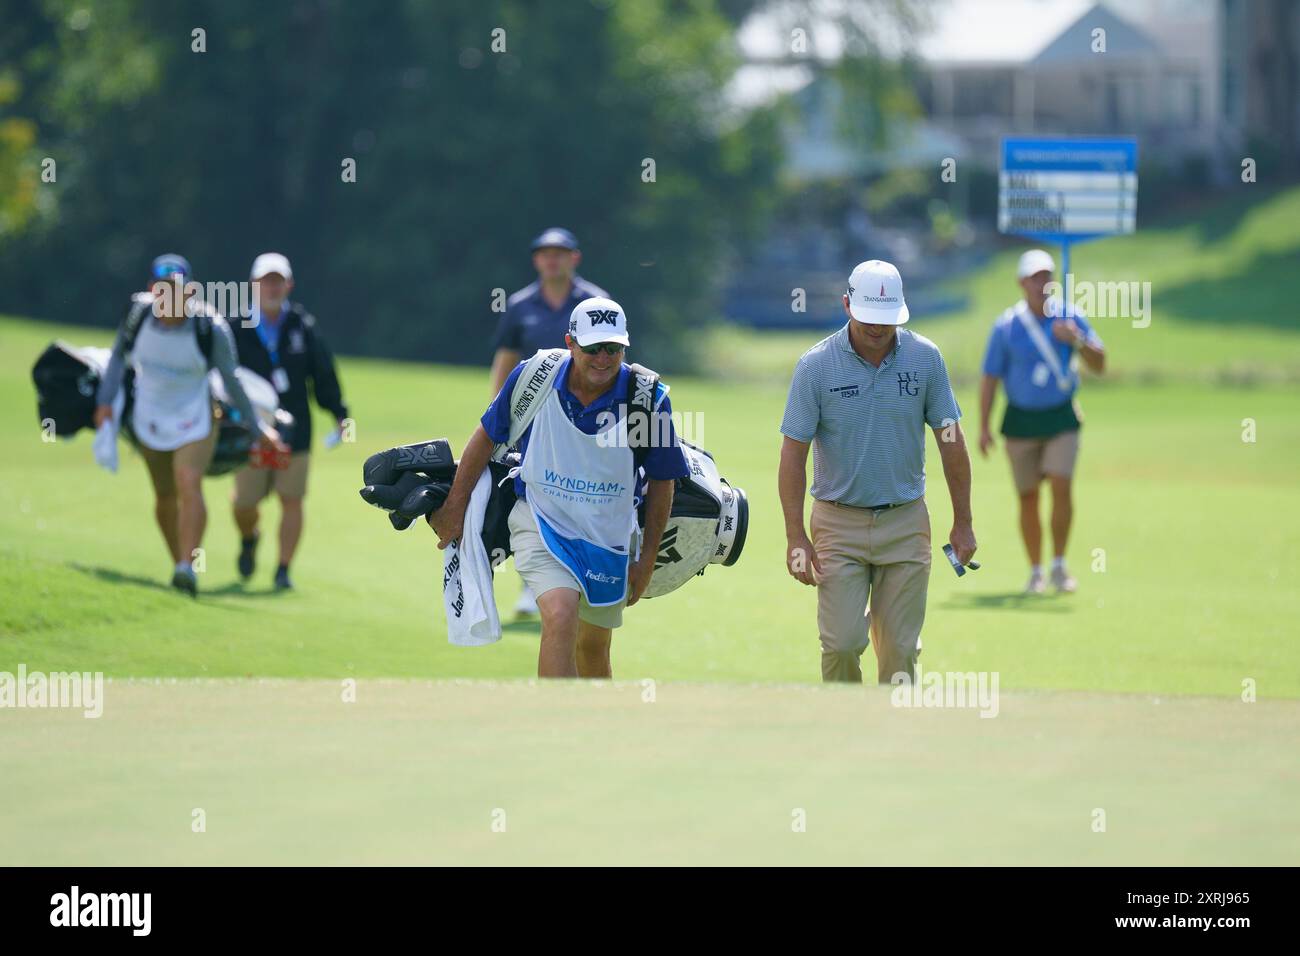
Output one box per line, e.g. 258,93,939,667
1024,571,1046,595
514,583,539,617
1051,565,1077,594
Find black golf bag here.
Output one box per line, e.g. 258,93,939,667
31,342,108,438
360,437,748,599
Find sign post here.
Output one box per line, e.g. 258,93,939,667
998,137,1138,305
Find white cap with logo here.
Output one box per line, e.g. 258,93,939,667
251,252,293,281
569,296,630,347
846,259,909,325
1017,248,1055,279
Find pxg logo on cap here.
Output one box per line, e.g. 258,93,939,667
846,259,909,326
569,296,630,347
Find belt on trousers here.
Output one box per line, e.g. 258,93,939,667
827,497,918,514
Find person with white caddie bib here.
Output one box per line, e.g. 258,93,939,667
93,254,288,597
977,249,1106,595
488,227,608,619
429,297,689,678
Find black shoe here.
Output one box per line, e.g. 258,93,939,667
238,532,260,580
171,567,198,598
274,565,293,591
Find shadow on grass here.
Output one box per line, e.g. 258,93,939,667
68,564,258,609
68,563,173,593
941,592,1076,613
203,581,292,599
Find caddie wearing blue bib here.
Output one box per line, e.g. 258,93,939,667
429,297,690,678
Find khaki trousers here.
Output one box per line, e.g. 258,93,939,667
809,497,931,684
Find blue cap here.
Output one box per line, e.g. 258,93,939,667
530,227,578,252
150,253,192,280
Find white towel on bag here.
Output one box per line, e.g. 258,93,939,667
442,469,501,646
92,390,126,473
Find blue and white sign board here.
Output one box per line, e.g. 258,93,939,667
999,137,1138,242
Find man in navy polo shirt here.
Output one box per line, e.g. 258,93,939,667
436,297,688,679
978,249,1106,595
489,227,608,616
489,227,608,392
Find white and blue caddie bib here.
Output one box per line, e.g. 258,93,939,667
520,374,638,606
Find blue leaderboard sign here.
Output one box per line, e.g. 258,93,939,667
999,137,1138,241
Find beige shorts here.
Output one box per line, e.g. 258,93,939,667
232,452,311,508
1005,430,1080,493
507,499,630,630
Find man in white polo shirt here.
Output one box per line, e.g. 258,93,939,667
779,259,976,684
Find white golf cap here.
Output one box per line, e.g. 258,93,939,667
568,296,630,347
1017,248,1055,279
251,252,293,280
846,259,909,325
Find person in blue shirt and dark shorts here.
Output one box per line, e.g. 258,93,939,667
978,249,1106,595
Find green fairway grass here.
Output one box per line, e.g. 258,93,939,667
2,184,1298,866
1,309,1296,696
1,680,1295,865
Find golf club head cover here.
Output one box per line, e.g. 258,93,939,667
396,482,451,522
362,438,455,487
359,443,517,559
359,469,431,512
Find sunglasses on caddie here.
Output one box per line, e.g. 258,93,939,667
580,342,624,356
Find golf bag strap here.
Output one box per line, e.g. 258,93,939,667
194,313,215,367
119,297,152,355
1013,302,1071,392
625,362,661,470
494,347,567,462
120,296,216,370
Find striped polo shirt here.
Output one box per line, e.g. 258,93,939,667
780,324,961,507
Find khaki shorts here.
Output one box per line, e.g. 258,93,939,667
508,499,631,630
1005,430,1080,494
232,452,311,508
138,428,217,498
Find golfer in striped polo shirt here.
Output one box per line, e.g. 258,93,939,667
778,260,977,683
